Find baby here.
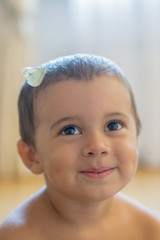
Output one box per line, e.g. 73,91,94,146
0,54,159,239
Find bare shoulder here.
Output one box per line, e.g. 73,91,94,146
117,193,160,239
0,220,27,240
0,187,47,240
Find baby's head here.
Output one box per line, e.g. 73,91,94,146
18,54,141,148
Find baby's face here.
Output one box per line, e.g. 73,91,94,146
34,76,138,202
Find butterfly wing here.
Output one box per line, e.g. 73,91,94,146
22,67,46,87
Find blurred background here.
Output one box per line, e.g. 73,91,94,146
0,0,160,221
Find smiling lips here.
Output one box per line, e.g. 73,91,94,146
79,167,116,179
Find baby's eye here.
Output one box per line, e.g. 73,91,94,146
59,125,81,135
105,120,123,132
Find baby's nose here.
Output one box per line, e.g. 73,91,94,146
81,135,110,158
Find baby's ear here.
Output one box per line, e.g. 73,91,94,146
17,139,43,174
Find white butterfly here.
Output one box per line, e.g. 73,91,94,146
22,67,46,87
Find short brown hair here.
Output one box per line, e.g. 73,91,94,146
18,54,141,147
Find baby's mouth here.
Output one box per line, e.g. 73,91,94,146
78,167,116,179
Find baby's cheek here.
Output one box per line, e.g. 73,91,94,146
115,140,138,172
44,152,72,176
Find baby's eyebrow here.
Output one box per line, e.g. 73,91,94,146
50,116,79,131
105,112,129,119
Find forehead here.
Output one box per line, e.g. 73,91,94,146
34,76,133,124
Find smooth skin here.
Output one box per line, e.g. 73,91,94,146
0,76,159,239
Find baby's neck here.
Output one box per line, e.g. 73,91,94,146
43,187,116,229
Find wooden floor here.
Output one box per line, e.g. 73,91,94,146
0,168,160,223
